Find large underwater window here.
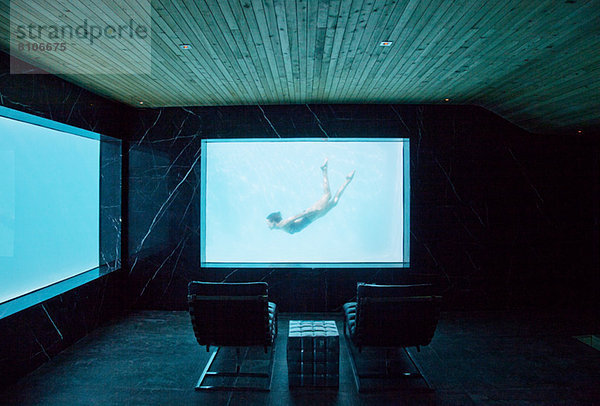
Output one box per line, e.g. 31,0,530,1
0,106,121,319
201,138,410,268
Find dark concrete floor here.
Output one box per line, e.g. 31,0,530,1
1,310,599,405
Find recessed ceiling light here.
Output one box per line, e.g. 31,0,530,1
444,98,450,102
139,101,144,105
577,129,583,133
379,41,393,47
179,44,191,50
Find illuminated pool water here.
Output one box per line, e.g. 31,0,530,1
0,112,99,306
202,138,409,267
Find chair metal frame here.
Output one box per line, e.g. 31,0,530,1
195,345,275,391
344,327,432,393
188,286,277,392
343,294,441,393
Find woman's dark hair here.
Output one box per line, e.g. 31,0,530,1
266,211,282,223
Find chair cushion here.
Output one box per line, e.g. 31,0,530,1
268,302,277,317
350,283,441,348
188,281,268,297
357,283,433,299
268,302,277,340
343,302,357,337
187,281,274,347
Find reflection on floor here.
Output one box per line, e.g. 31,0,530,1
1,310,599,405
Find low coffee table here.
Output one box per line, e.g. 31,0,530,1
287,320,339,387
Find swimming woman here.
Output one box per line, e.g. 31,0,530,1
266,159,355,234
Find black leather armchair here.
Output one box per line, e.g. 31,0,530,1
343,283,441,392
188,281,277,391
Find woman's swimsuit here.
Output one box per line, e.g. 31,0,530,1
285,216,313,234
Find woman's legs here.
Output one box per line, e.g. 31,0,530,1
321,158,331,198
310,159,331,211
332,170,355,205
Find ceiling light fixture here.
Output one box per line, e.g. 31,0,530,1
139,101,144,105
379,41,393,47
444,98,450,102
179,44,191,50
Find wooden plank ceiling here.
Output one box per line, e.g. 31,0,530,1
1,0,599,134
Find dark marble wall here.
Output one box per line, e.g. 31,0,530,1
0,53,132,387
99,138,123,273
127,109,202,308
128,104,600,313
